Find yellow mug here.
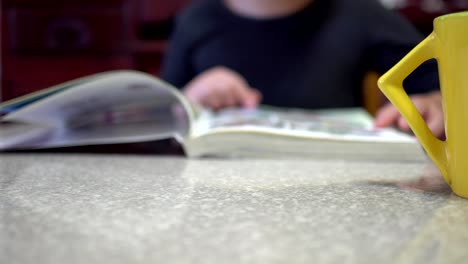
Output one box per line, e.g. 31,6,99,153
378,11,468,198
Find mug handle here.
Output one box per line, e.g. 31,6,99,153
378,33,449,184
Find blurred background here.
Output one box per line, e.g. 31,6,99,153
1,0,467,102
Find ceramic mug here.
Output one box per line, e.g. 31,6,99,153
378,11,468,198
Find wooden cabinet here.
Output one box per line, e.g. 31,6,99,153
395,0,468,35
2,0,190,101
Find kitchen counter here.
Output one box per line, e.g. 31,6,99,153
1,154,466,264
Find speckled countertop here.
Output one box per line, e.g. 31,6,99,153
1,154,467,264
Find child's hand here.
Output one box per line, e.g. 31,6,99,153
183,66,262,110
374,91,445,139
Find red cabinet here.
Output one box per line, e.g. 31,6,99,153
1,0,190,101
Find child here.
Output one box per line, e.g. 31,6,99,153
161,0,444,138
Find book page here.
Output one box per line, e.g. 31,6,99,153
192,106,416,143
0,121,54,150
0,75,97,115
1,71,195,149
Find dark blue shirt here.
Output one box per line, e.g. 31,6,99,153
161,0,439,109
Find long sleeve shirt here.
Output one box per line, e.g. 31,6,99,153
161,0,439,109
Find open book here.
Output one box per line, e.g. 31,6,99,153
0,70,427,161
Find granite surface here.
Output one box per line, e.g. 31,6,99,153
1,154,467,264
